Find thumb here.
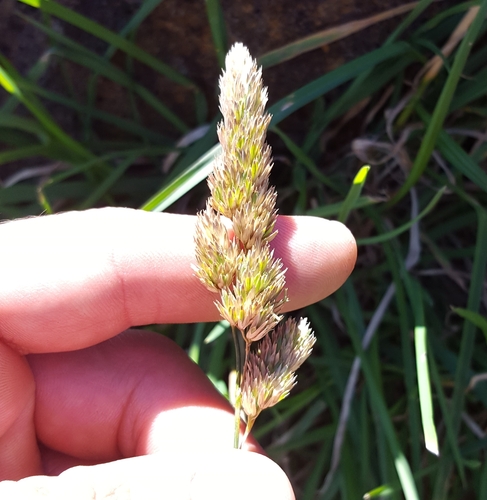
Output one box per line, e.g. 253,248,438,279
0,450,295,500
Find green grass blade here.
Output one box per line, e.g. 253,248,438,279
338,165,370,224
451,208,487,413
271,127,339,191
388,0,487,205
358,187,445,245
140,144,219,212
386,0,437,43
428,343,466,484
337,283,419,500
0,113,50,144
450,65,487,111
40,43,189,133
205,0,227,68
452,308,487,342
0,55,99,165
104,0,164,60
17,0,197,89
268,42,412,124
415,325,439,454
435,129,487,194
0,145,51,165
406,279,439,456
16,77,170,143
258,3,417,68
434,208,487,495
78,152,139,209
142,43,413,211
204,320,230,344
1,50,51,114
306,196,384,218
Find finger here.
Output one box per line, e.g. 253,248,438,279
0,450,295,500
0,341,42,480
27,330,260,469
0,208,356,353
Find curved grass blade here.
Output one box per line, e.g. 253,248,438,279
452,308,487,342
204,320,230,344
336,282,419,500
140,144,219,212
306,195,384,218
0,55,99,165
358,187,446,245
258,2,418,68
271,126,339,190
78,152,140,209
52,46,189,133
143,43,412,211
14,15,190,133
388,0,487,206
0,114,50,144
17,0,198,89
338,165,370,224
268,42,411,124
0,145,50,165
17,77,171,144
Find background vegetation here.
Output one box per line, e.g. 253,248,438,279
1,1,487,498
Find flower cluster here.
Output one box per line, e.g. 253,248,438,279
193,43,316,447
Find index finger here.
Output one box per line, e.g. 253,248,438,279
0,208,356,353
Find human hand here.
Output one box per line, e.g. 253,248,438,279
0,207,356,499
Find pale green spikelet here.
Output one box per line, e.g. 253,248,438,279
193,42,315,448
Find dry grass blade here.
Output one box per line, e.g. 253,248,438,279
422,6,481,82
259,2,419,67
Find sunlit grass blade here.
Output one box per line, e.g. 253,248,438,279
142,43,413,211
1,50,51,114
414,326,440,455
140,144,219,212
204,320,229,344
388,0,487,206
0,55,102,167
338,165,370,224
358,187,445,245
406,279,439,456
17,0,197,89
258,2,418,68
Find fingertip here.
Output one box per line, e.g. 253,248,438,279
275,216,357,310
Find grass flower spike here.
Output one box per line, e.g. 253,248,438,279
194,42,316,448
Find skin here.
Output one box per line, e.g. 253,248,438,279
0,207,357,499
